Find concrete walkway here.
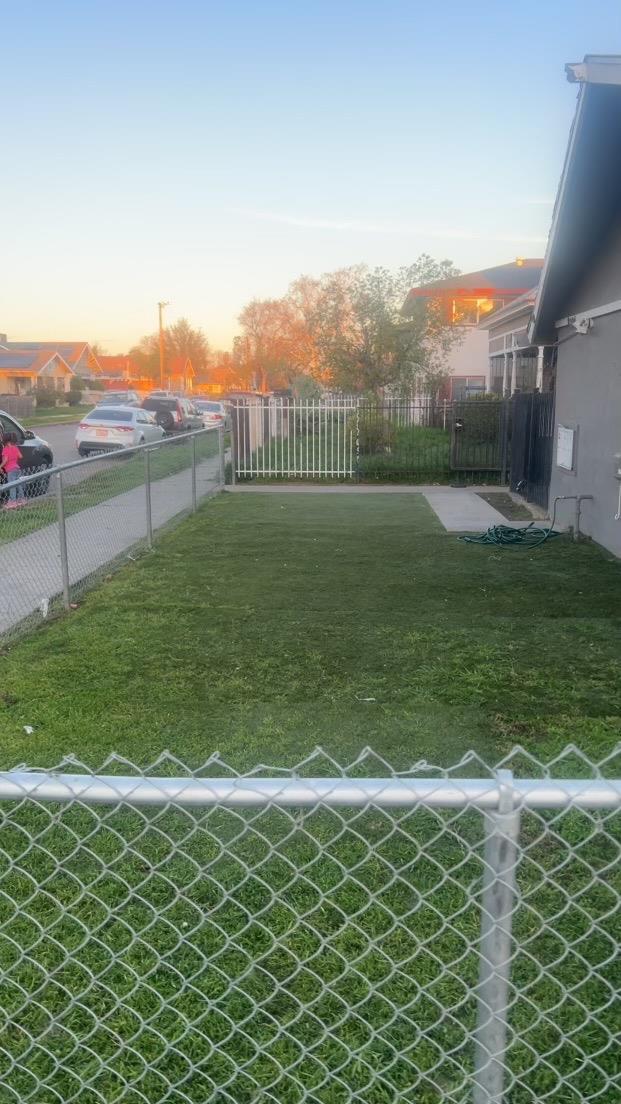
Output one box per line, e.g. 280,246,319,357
0,456,220,635
423,490,529,533
228,483,505,494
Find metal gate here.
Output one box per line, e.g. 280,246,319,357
232,399,356,479
510,392,555,509
449,400,510,479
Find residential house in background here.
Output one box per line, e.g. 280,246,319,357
96,354,153,392
0,348,74,394
0,340,100,379
168,356,195,393
479,288,556,395
530,54,621,557
401,259,543,398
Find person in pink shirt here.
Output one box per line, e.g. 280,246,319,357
1,433,25,509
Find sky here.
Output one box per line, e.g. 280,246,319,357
1,0,620,352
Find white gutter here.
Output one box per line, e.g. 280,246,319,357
555,297,621,329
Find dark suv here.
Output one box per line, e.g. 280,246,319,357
141,397,203,434
0,410,54,496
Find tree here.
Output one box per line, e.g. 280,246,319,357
166,318,210,371
237,299,298,391
283,259,461,397
129,318,210,383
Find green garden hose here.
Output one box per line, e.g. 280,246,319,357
460,522,560,547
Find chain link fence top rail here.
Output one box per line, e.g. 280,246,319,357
0,745,618,1104
0,427,225,641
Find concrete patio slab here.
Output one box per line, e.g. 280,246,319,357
423,490,527,532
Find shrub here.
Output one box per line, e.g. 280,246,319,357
34,385,57,409
354,414,393,454
68,377,83,405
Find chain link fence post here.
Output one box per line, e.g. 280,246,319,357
144,447,153,549
473,770,521,1104
55,469,71,609
191,434,197,513
231,412,237,485
218,424,225,486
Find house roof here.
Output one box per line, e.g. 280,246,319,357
169,355,195,377
402,259,544,313
3,341,97,371
530,55,621,343
0,350,73,374
97,355,133,377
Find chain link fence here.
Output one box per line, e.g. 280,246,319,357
0,427,225,640
0,746,618,1103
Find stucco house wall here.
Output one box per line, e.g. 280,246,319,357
550,223,621,555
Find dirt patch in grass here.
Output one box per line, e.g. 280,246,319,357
477,490,534,520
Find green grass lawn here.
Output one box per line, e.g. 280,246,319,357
22,404,93,427
0,493,618,1102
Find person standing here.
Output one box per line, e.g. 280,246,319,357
1,433,25,509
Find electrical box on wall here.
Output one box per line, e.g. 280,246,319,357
557,425,576,471
614,453,621,480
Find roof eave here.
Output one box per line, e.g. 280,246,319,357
529,83,589,344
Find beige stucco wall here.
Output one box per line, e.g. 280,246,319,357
444,327,490,385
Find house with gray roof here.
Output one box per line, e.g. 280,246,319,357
529,54,621,556
0,349,75,395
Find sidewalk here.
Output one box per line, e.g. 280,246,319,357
0,456,220,635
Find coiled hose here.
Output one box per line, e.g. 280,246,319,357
460,499,561,547
459,522,559,547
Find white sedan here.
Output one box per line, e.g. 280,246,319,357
193,399,229,428
75,406,165,456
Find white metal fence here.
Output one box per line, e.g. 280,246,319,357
231,397,447,481
0,427,225,640
0,747,617,1103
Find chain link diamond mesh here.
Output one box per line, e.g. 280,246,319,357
0,429,224,641
0,746,618,1103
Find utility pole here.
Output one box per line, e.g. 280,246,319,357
158,300,169,389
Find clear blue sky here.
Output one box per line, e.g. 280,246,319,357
1,0,620,351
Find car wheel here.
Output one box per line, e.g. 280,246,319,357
78,447,90,457
156,411,175,433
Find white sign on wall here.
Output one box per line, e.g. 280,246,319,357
556,425,575,471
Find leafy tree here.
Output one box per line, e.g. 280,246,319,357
279,258,461,396
129,318,210,382
232,256,462,397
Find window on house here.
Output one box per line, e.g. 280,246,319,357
450,376,486,400
452,298,504,325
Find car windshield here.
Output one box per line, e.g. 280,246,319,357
98,395,129,404
86,409,134,422
196,401,222,412
143,399,177,412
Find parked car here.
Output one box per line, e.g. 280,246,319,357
193,399,229,429
75,406,165,456
141,396,203,434
0,410,54,497
96,391,141,406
